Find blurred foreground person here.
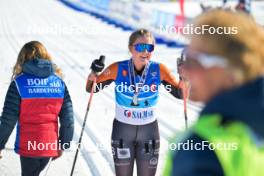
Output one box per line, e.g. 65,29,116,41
0,41,74,176
164,9,264,176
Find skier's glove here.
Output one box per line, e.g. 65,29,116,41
90,58,105,73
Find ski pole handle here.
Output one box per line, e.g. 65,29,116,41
98,55,105,64
90,55,105,73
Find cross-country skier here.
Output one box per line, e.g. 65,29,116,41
86,29,187,176
0,41,74,176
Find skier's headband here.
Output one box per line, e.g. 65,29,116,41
184,49,228,69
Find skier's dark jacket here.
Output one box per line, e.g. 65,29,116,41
171,76,264,176
0,58,74,157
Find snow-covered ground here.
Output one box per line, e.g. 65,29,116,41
1,0,262,175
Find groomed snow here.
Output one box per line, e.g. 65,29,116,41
4,0,262,175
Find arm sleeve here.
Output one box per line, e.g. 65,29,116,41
86,62,118,93
159,63,183,99
0,81,20,150
58,85,74,150
172,134,224,176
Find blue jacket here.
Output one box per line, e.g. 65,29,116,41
0,59,74,152
172,76,264,176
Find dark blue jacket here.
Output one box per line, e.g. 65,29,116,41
172,76,264,176
0,58,74,151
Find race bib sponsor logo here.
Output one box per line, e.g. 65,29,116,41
124,110,132,118
123,109,153,120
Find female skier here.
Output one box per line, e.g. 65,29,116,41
86,29,186,176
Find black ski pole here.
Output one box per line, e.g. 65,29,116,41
183,86,188,130
177,49,188,130
70,55,105,176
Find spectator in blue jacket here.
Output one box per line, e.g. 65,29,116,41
0,41,74,176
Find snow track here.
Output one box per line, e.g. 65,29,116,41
0,0,200,175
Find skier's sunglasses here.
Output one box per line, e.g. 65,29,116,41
134,43,154,53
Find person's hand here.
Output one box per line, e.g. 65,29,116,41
90,59,105,73
0,150,3,159
52,150,63,161
86,72,98,92
87,72,97,82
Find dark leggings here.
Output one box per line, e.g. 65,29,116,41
111,119,160,176
20,156,50,176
